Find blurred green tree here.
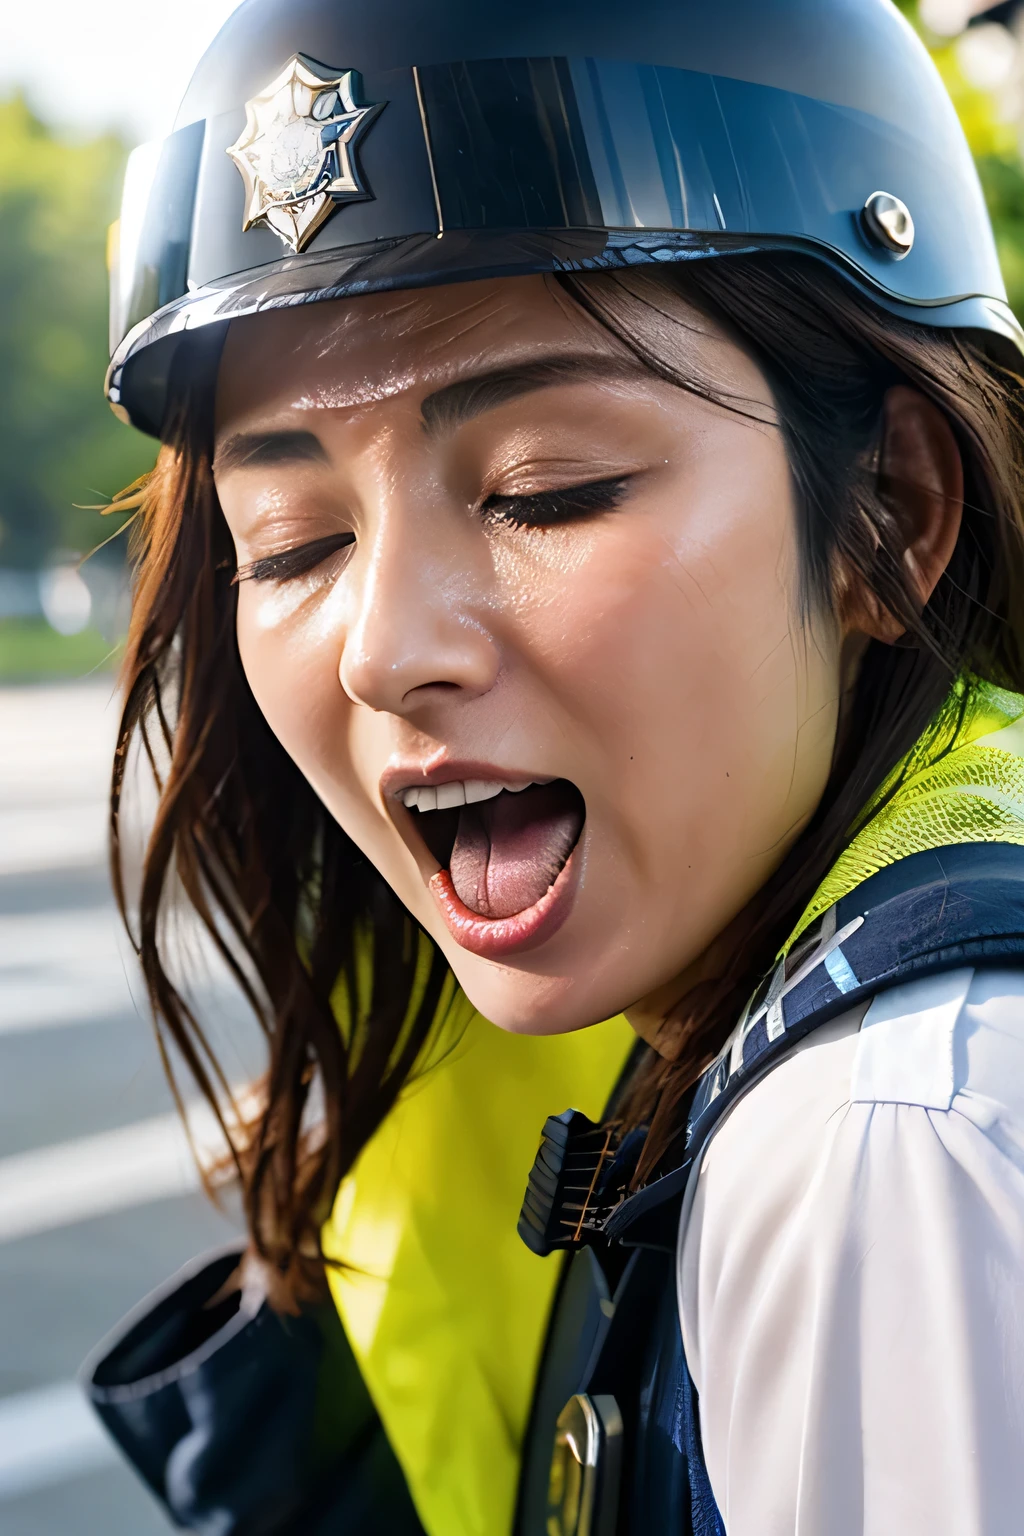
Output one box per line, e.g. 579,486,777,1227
0,96,154,569
898,0,1024,319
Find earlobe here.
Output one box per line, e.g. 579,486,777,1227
841,384,964,645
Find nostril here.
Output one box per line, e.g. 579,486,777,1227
409,680,462,695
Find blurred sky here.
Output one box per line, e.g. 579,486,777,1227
0,0,244,145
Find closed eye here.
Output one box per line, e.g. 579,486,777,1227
480,474,632,530
234,531,355,584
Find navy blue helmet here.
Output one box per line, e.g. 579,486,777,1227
107,0,1022,436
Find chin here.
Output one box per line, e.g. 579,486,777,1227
445,953,622,1037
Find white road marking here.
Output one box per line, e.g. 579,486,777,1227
0,907,140,1034
0,804,108,877
0,902,253,1037
0,1085,259,1245
0,681,117,787
0,679,158,877
0,1112,206,1244
0,1381,119,1502
0,684,118,880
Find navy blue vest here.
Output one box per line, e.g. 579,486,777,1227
516,841,1024,1535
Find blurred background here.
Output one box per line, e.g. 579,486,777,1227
0,4,252,1533
1,0,1024,1530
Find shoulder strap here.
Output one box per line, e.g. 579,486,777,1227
688,838,1024,1153
606,838,1024,1246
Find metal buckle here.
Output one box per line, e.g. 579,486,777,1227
546,1392,623,1536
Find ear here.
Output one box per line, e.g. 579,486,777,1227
841,385,964,645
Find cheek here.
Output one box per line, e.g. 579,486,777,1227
235,584,336,742
233,586,385,823
234,592,419,896
500,436,838,869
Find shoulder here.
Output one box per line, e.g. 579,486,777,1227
678,970,1024,1533
853,965,1024,1135
678,966,1024,1380
690,964,1024,1193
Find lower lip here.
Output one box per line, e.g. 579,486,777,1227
428,848,580,959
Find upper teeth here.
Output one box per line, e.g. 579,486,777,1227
401,778,551,812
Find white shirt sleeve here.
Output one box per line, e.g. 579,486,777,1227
677,966,1024,1536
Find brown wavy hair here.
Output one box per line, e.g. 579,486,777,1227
110,254,1024,1303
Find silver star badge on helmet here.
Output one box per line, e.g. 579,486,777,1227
227,54,385,254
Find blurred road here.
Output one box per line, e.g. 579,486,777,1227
0,681,246,1534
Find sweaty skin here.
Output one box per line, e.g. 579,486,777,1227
212,275,954,1038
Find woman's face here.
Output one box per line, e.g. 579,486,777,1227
214,275,841,1035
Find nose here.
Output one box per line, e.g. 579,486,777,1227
339,504,500,716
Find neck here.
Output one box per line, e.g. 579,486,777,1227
625,913,748,1057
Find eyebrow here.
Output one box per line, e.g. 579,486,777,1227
213,428,330,476
419,354,648,438
214,356,649,469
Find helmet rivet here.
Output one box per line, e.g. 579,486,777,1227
861,191,915,258
312,89,341,120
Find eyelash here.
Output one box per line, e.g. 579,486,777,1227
480,474,631,529
233,475,631,583
234,532,355,584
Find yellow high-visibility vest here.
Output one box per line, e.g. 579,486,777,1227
324,997,634,1536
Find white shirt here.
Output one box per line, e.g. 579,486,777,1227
677,966,1024,1535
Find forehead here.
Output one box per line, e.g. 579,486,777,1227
213,271,775,439
217,275,622,422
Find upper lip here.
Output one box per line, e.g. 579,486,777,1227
380,758,553,803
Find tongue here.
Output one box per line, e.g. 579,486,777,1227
449,783,582,919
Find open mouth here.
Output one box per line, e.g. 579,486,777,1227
401,777,586,957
